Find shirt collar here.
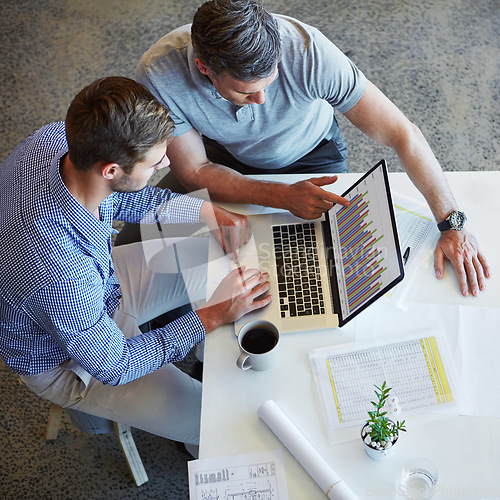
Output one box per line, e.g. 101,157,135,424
48,152,116,242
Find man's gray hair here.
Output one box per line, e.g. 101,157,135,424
191,0,282,81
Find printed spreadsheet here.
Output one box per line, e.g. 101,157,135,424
310,334,456,435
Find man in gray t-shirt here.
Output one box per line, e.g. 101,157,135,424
134,0,489,298
137,14,365,173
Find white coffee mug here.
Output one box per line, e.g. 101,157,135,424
236,320,280,371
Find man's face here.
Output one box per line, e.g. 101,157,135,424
111,142,170,193
209,66,279,107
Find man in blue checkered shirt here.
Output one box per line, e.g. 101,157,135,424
0,76,271,451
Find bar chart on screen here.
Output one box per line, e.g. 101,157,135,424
337,191,386,312
329,165,403,320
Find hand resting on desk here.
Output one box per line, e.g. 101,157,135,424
434,228,491,297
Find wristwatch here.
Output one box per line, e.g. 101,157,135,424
437,210,467,231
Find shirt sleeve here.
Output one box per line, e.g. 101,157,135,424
136,58,168,108
291,23,367,113
136,57,194,138
113,187,204,225
23,278,205,386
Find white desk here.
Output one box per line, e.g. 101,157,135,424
199,172,500,500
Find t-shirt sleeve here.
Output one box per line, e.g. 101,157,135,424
298,24,367,113
135,58,194,137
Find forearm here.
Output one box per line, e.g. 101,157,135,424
114,188,204,225
184,161,291,209
195,304,226,334
393,123,459,222
344,80,490,296
344,81,459,223
167,129,348,219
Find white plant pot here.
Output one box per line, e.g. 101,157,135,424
361,421,399,460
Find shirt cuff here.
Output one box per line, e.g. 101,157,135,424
166,310,206,360
162,193,205,224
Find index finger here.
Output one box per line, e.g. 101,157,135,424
307,190,349,214
308,176,350,208
320,191,350,208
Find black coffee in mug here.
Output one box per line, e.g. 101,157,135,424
241,327,277,354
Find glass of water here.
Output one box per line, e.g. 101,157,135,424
400,457,438,499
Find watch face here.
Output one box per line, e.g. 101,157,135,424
449,211,466,229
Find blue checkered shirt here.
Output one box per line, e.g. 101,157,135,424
0,122,206,385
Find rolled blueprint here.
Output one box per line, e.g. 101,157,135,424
258,400,358,500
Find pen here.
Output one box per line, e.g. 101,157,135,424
403,246,410,265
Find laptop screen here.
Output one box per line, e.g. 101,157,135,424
324,160,405,327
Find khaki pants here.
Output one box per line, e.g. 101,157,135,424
21,237,208,446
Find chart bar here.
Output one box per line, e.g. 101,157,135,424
336,192,388,313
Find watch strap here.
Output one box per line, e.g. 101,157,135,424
437,219,452,231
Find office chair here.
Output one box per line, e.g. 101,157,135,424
46,403,148,486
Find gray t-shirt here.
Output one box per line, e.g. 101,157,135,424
137,15,367,169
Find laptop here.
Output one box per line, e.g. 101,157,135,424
227,159,405,335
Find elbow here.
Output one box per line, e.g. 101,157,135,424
408,121,426,143
177,174,202,193
169,161,210,193
389,119,428,154
94,372,122,386
90,366,130,386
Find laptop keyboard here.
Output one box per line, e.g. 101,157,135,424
272,223,326,318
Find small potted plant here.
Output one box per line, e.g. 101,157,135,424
361,381,406,460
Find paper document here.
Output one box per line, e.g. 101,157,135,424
188,449,288,500
386,193,436,308
310,332,458,441
206,234,260,299
394,204,433,268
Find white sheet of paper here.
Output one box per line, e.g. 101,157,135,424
385,193,436,309
354,301,500,419
309,329,460,444
206,234,261,300
188,449,289,500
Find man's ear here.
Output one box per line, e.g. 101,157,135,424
194,57,210,76
101,162,121,180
